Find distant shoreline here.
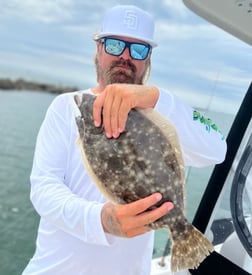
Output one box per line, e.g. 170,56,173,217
0,78,79,94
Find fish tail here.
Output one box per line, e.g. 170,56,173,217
170,225,214,272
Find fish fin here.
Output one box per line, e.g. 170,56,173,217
76,136,119,204
71,94,82,118
73,93,117,203
70,94,84,136
170,226,214,272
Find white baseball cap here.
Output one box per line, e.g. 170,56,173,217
93,5,157,47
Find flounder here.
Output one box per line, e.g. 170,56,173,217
73,93,213,272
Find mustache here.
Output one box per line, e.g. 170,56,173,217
109,59,137,73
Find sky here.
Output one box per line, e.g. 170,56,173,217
0,0,251,114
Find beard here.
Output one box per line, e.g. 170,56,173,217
105,59,138,84
95,54,151,86
95,57,148,85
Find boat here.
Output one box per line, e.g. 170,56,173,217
151,1,252,274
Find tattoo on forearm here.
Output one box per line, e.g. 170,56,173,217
102,204,124,236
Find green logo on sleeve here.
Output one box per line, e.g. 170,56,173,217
193,110,224,140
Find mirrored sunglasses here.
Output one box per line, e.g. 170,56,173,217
101,37,151,60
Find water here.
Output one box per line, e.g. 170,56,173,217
0,90,56,275
0,90,235,274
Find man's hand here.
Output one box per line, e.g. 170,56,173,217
93,84,159,138
101,193,173,238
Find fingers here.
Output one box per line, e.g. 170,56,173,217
93,92,105,128
119,199,173,237
125,193,163,215
117,99,130,136
137,201,174,226
93,84,132,138
93,84,159,138
125,194,173,229
103,91,123,138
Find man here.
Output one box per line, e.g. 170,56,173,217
22,5,227,275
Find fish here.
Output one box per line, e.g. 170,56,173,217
72,92,214,272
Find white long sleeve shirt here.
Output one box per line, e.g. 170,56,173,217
22,88,226,275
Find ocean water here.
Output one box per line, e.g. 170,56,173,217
0,90,235,275
0,90,55,275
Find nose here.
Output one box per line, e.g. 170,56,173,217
119,46,131,59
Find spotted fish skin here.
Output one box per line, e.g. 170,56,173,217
73,93,213,272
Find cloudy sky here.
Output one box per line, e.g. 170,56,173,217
0,0,251,113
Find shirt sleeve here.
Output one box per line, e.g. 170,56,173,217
30,93,113,246
156,89,227,167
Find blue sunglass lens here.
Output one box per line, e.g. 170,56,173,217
105,39,125,56
130,44,149,60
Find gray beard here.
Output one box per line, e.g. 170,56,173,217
95,57,148,85
105,59,141,85
107,68,135,84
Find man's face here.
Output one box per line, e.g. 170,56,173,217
95,36,151,86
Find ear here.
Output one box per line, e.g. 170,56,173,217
96,40,104,54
